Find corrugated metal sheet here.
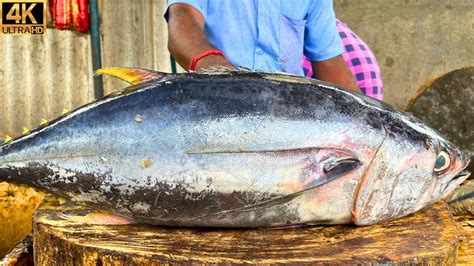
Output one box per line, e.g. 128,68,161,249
100,0,174,94
0,30,93,134
0,0,173,135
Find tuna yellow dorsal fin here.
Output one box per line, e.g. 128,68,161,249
96,67,166,85
22,127,30,134
40,118,48,125
4,135,12,143
62,108,70,115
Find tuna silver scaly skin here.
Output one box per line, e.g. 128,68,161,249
0,71,470,227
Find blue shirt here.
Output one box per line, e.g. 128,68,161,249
166,0,343,76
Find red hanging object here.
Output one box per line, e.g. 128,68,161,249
72,0,89,32
49,0,71,30
48,0,55,22
49,0,89,32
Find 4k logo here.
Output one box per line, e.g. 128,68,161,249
1,0,45,34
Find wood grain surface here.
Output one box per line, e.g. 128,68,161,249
455,213,474,266
33,200,463,265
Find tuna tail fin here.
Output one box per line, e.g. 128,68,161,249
95,67,167,85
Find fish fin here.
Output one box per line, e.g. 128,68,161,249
199,66,235,73
56,211,136,225
40,119,48,126
190,182,330,222
4,135,12,143
62,108,70,115
234,158,361,212
221,187,313,213
57,197,68,204
194,154,362,219
96,67,166,85
22,127,30,135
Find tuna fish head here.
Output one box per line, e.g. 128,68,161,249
353,110,470,225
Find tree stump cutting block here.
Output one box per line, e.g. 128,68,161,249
33,201,462,265
454,213,474,266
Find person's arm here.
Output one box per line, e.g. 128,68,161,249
167,3,235,71
303,0,359,92
311,56,359,92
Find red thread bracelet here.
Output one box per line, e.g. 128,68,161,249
189,49,226,71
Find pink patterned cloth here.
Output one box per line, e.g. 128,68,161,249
302,19,383,100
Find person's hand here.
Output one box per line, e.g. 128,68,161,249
194,54,236,72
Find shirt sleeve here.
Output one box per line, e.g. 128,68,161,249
303,0,343,61
164,0,208,22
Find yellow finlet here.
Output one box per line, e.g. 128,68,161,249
40,118,49,125
62,108,70,115
58,197,68,204
22,127,30,134
95,67,165,85
4,135,12,143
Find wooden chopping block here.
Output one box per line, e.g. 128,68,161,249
454,213,474,266
32,200,462,265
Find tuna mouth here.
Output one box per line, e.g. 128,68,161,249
442,169,471,197
454,170,470,181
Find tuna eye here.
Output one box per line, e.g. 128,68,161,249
434,151,450,172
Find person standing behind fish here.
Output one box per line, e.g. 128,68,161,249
303,19,384,100
165,0,360,92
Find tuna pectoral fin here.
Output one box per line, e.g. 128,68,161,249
228,179,335,213
96,67,166,85
191,156,362,220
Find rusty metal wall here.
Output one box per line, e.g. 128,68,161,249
0,0,172,135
